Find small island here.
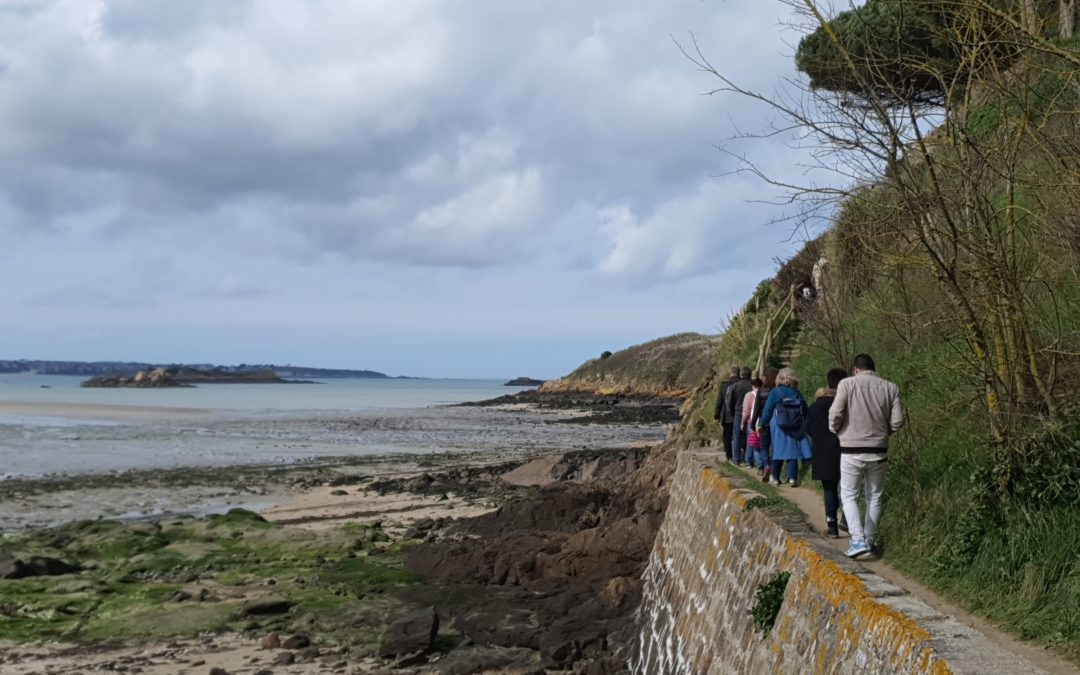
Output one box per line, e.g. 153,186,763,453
503,377,545,387
82,367,287,388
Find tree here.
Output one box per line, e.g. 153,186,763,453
796,0,1078,108
1024,0,1040,33
684,0,1080,468
794,0,962,106
1062,0,1078,38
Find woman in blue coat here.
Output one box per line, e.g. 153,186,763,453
758,367,812,487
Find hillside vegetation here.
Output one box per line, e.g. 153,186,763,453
672,1,1080,663
540,332,721,397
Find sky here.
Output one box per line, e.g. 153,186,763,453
0,0,821,379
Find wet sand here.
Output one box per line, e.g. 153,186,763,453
0,400,664,479
261,478,500,532
0,400,215,421
0,396,667,531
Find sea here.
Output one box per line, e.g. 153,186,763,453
0,373,527,418
0,374,665,480
0,374,535,478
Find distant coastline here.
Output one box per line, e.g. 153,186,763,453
0,359,391,380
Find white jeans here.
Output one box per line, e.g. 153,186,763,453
840,453,888,546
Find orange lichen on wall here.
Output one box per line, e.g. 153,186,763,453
631,453,967,674
703,463,954,674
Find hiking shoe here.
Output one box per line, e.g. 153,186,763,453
826,522,840,538
791,477,800,488
761,470,770,483
845,540,870,559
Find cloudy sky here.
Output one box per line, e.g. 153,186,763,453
0,0,817,378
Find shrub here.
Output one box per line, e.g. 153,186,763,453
750,571,791,634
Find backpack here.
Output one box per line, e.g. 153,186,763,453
774,395,807,438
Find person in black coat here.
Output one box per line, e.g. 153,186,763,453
726,367,753,465
714,365,740,462
809,367,848,538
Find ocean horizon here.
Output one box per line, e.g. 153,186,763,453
0,373,531,423
0,375,584,479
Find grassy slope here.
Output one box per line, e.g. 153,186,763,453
786,305,1080,662
675,277,806,447
669,264,1080,663
540,332,722,397
670,43,1080,661
673,222,1080,657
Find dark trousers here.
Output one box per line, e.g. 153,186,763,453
722,422,734,460
772,459,799,482
821,479,840,523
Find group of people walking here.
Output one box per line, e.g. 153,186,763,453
714,354,903,558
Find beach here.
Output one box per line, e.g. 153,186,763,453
0,386,677,673
0,394,665,531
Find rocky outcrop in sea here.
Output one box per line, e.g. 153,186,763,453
81,368,191,388
503,377,545,386
81,367,288,387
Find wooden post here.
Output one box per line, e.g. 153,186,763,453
756,285,798,375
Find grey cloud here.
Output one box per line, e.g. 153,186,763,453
195,276,276,300
31,283,152,310
0,1,803,276
30,284,113,308
102,0,244,41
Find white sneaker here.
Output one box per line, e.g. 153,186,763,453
845,540,870,559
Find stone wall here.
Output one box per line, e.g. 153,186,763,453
630,450,1046,675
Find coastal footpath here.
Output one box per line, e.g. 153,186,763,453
632,451,1049,674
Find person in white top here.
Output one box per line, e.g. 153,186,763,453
828,353,904,558
742,377,762,470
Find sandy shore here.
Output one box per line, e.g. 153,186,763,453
0,400,215,421
0,399,666,480
261,481,498,532
0,393,667,533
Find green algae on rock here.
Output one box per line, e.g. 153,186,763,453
0,510,415,651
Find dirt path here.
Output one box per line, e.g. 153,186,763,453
735,465,1080,675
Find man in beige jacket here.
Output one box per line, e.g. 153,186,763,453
828,353,904,558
